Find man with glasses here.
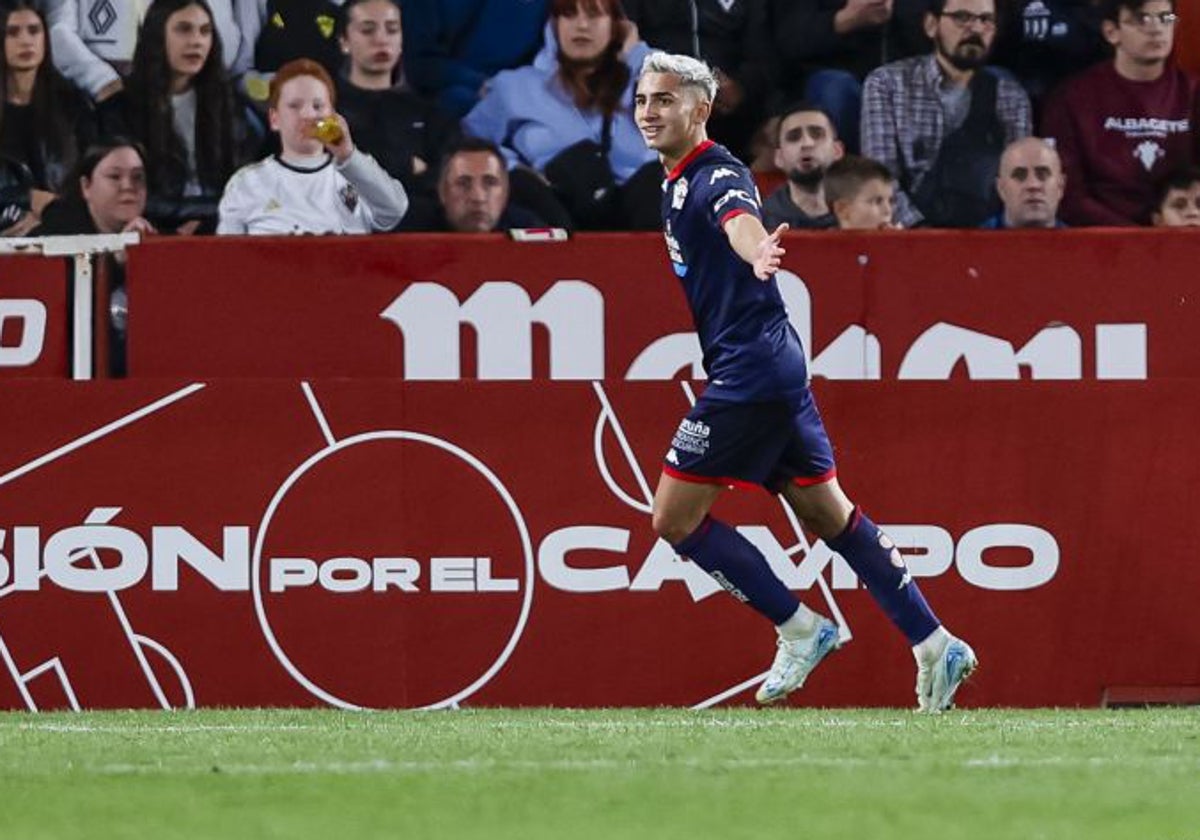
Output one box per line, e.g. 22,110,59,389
861,0,1032,227
1043,0,1198,225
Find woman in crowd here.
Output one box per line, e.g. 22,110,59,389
0,0,93,236
35,138,155,377
335,0,457,229
217,58,407,234
124,0,255,233
462,0,660,230
36,137,154,235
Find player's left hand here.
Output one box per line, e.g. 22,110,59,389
752,223,788,280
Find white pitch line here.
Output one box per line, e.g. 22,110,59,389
300,382,336,447
0,383,206,489
7,722,323,733
78,753,1200,777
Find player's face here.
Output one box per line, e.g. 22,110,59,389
555,1,613,64
926,0,996,71
635,72,709,159
439,151,509,232
4,9,45,73
1103,0,1175,67
1153,183,1200,226
774,111,843,186
996,141,1064,228
81,147,148,234
164,3,214,89
837,179,895,230
270,74,334,157
341,0,402,81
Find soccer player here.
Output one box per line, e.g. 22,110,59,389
634,52,977,712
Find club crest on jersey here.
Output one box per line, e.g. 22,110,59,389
672,177,689,210
709,167,738,184
340,184,359,213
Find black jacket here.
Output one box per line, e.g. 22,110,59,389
623,0,774,106
0,80,96,217
770,0,931,92
335,79,458,193
992,0,1107,104
335,78,458,224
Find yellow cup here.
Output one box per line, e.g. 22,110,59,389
310,116,343,145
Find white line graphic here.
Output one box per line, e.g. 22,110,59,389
0,635,37,710
690,670,771,710
0,384,205,711
19,658,80,711
133,635,195,709
0,383,206,489
250,431,536,711
301,382,336,446
590,382,654,512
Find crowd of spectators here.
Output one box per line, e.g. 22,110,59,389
0,0,1197,237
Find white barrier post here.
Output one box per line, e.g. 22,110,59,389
0,234,140,380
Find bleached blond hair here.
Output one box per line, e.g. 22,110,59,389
639,52,718,103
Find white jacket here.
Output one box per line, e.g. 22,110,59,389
46,0,242,98
217,149,409,235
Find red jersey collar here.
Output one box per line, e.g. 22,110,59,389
666,140,715,181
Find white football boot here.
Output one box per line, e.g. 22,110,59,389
916,636,978,713
755,617,841,704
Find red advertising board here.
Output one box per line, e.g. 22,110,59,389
1,380,1196,710
0,254,69,379
125,230,1200,380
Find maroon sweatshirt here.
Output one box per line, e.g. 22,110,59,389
1043,61,1200,225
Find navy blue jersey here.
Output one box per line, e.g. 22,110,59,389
661,141,809,404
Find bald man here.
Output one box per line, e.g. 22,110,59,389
983,137,1067,229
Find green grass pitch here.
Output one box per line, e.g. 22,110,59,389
1,707,1197,839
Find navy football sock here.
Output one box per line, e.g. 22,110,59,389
826,507,940,645
672,515,800,625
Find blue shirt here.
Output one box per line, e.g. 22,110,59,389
980,213,1067,229
461,23,657,183
661,140,810,405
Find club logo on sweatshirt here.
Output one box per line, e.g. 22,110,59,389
1133,140,1166,171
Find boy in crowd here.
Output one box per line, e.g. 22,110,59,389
825,155,898,230
1151,168,1200,226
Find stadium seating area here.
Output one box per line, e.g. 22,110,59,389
0,0,1196,236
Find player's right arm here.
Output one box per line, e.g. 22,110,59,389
724,214,788,280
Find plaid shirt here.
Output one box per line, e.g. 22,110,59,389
861,54,1033,226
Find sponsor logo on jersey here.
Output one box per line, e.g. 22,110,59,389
713,189,756,214
709,167,738,185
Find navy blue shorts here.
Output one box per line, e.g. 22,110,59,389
662,389,836,493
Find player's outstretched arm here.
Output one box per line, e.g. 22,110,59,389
724,214,788,280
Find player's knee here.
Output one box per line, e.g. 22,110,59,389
651,507,701,546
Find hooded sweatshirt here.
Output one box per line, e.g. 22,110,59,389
461,21,656,184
